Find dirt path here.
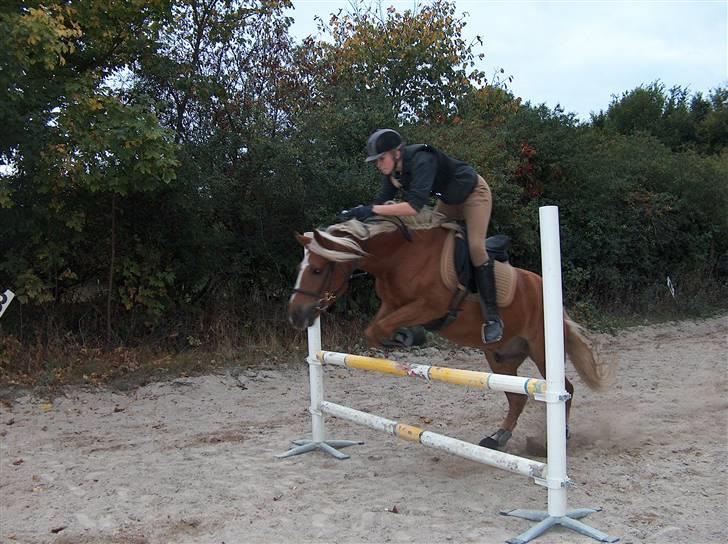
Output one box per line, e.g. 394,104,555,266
1,315,727,544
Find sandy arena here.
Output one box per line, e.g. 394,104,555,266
1,315,726,544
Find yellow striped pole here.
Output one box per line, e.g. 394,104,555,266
317,351,547,398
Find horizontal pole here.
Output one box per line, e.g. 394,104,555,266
318,351,547,398
320,401,546,480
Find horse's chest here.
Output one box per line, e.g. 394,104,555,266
375,274,424,304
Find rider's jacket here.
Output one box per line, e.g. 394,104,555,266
372,144,478,211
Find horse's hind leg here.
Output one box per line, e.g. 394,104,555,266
479,351,528,450
529,339,574,439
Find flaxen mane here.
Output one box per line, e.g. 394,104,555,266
307,208,457,262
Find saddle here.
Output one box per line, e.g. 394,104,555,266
441,230,517,307
423,227,517,331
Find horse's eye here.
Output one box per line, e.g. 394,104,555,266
312,268,322,275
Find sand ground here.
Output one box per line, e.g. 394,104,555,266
1,315,727,544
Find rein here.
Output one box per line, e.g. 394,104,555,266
375,216,413,242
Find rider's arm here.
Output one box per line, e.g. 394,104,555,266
372,201,418,216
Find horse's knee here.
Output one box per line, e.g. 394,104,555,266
364,325,381,347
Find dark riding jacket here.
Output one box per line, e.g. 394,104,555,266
372,144,478,211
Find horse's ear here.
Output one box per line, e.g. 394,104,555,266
294,232,312,247
313,229,337,250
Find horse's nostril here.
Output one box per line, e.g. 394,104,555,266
288,306,311,330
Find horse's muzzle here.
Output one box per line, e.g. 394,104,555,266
288,304,316,330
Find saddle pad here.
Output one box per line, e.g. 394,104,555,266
440,230,517,308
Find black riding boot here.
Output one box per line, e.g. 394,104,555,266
474,261,503,343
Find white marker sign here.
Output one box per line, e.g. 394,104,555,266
0,290,15,318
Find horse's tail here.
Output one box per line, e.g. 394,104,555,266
564,315,616,391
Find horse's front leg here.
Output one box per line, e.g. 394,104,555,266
364,301,396,346
365,300,440,347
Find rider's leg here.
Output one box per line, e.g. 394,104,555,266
464,176,502,343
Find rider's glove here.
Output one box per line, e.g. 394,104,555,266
337,204,375,222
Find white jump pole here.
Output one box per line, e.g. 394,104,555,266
308,317,325,444
542,204,569,516
276,316,363,460
501,206,618,543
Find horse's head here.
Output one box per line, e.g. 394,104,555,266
287,229,364,329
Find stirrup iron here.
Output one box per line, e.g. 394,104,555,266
482,318,503,344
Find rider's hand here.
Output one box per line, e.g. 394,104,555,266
337,204,375,222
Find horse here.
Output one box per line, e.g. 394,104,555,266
287,210,615,450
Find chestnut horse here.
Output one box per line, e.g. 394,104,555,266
287,212,614,450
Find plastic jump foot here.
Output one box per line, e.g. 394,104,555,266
501,507,619,544
275,439,364,460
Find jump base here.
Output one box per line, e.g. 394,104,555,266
502,508,619,544
275,439,364,460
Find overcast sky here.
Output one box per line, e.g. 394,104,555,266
286,0,728,119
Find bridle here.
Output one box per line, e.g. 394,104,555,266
292,228,383,311
292,259,359,311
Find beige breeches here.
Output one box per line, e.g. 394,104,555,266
435,175,492,267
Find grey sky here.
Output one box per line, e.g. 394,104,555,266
286,0,728,119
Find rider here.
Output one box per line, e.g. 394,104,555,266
338,128,503,344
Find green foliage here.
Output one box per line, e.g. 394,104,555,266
1,0,177,345
0,0,726,368
593,82,728,154
497,102,728,310
317,0,486,122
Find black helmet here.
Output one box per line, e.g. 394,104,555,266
365,129,402,162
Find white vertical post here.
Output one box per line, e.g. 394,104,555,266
539,206,569,518
308,317,326,443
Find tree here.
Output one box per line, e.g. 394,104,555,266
1,1,177,345
314,0,486,122
594,82,728,154
694,87,728,154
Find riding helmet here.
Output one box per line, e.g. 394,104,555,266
365,129,402,162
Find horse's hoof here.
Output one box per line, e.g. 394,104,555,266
479,436,502,450
479,429,512,450
381,327,427,349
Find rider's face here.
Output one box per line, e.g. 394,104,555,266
375,150,398,176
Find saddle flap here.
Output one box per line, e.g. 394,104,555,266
440,231,517,308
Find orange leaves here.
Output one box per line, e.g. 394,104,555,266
13,5,82,70
309,0,486,122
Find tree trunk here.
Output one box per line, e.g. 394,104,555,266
106,195,117,346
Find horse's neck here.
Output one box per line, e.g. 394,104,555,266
361,229,442,273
